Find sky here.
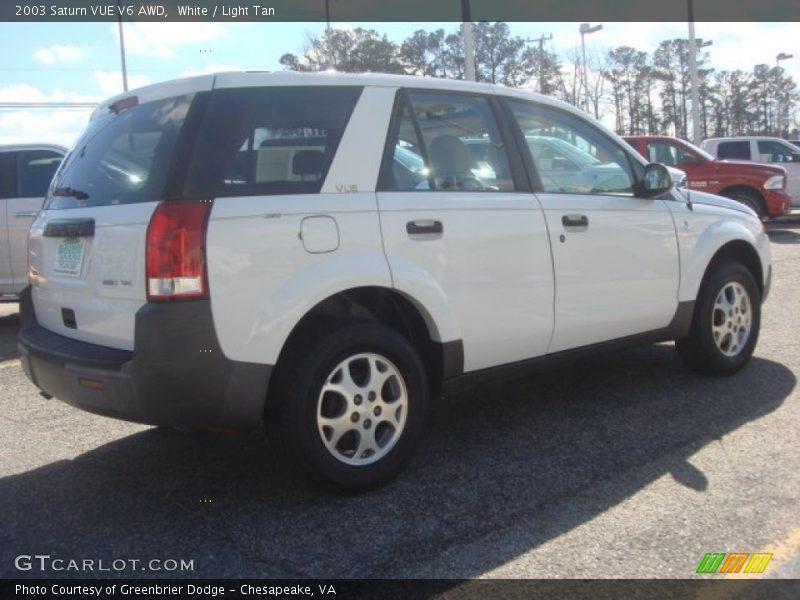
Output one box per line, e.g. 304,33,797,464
0,21,798,147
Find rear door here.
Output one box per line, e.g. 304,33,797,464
28,91,203,350
504,99,679,353
8,149,64,290
377,90,555,372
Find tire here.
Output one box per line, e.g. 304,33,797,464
268,321,429,491
676,261,761,376
722,189,766,219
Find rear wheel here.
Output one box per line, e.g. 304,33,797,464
676,261,761,375
722,188,766,219
268,322,429,491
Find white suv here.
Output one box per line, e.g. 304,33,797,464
18,73,771,490
0,144,66,296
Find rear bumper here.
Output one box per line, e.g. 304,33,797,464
763,189,793,217
18,286,272,431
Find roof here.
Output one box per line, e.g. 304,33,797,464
93,70,582,121
704,136,789,143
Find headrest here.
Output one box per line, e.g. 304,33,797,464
429,135,472,178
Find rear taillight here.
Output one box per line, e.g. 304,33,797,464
146,200,212,302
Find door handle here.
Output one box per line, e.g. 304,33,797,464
406,220,443,235
562,214,589,228
14,211,38,218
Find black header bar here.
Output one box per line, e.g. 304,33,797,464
2,0,800,22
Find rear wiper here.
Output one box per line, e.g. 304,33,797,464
52,187,89,200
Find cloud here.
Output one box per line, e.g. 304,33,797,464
0,84,98,148
112,23,228,58
0,83,97,104
94,71,153,97
33,45,90,65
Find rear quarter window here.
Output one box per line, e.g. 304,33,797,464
184,86,363,198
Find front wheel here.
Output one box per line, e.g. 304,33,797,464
676,261,761,375
269,322,429,491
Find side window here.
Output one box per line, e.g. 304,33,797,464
717,141,751,160
379,91,515,192
757,140,795,163
379,97,432,191
647,142,678,166
186,86,362,198
508,100,636,195
0,152,15,199
16,150,63,197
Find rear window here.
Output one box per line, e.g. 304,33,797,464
717,141,751,160
184,86,362,198
45,94,195,209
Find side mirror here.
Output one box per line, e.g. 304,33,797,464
792,153,800,163
636,163,673,198
678,154,699,166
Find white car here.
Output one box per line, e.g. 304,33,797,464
703,136,800,206
19,73,771,490
0,145,66,296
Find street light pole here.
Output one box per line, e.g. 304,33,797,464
461,0,476,81
688,0,699,144
579,23,602,115
776,52,794,137
117,0,128,92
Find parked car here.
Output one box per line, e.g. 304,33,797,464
702,136,800,208
625,135,791,218
19,73,771,490
0,144,67,296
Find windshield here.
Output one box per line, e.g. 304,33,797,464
45,94,195,209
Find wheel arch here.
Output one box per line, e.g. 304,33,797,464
267,286,464,411
697,239,765,301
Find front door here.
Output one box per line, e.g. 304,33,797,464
505,100,680,354
755,139,800,205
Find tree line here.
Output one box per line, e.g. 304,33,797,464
279,23,800,140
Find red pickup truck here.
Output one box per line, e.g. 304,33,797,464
624,135,791,218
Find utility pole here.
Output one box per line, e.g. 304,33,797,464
461,0,476,81
687,0,699,144
117,0,128,92
527,33,553,93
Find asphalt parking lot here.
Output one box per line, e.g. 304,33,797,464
1,219,799,584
